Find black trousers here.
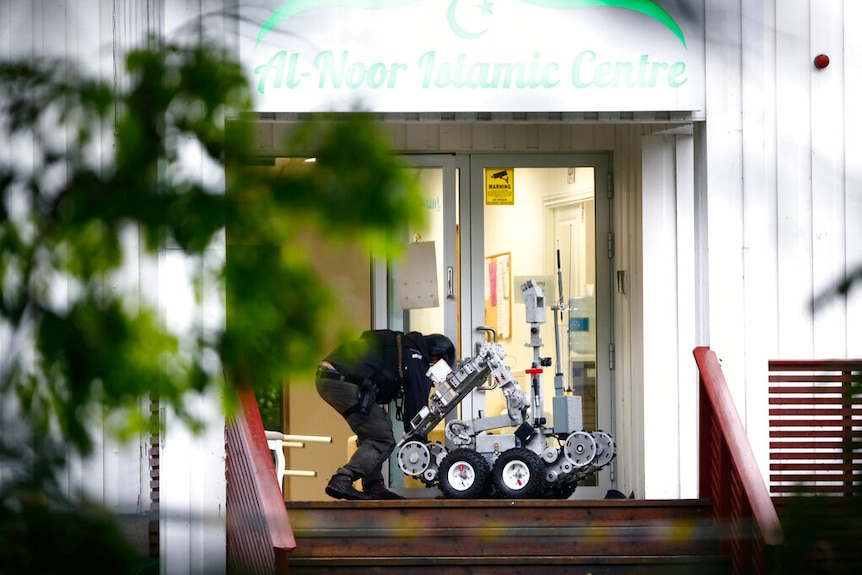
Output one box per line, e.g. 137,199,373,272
315,373,395,486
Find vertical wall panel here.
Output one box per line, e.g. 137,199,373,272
704,0,747,419
103,0,130,512
614,124,645,498
592,125,617,151
810,0,847,357
469,123,495,150
612,130,641,496
775,0,814,358
159,250,227,575
159,252,202,575
740,0,777,481
166,0,200,39
74,0,116,509
845,1,862,357
438,122,468,150
642,134,682,498
405,123,438,150
130,0,164,519
537,124,561,151
673,134,698,498
505,124,528,150
160,4,234,573
639,130,697,499
68,0,100,506
0,1,17,479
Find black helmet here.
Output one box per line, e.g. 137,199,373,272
424,334,455,367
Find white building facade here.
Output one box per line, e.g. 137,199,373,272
2,1,860,573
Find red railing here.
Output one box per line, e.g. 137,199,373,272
225,386,296,575
694,347,783,575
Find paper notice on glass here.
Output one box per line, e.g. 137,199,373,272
398,241,439,309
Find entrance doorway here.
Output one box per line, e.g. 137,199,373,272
391,153,614,499
248,152,615,501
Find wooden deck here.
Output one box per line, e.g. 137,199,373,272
284,498,731,574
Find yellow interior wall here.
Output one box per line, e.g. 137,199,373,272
231,161,373,501
283,230,372,501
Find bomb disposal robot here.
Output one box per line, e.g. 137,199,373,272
396,279,616,499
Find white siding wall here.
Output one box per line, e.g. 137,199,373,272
708,0,861,480
639,0,862,498
0,0,156,514
1,2,233,574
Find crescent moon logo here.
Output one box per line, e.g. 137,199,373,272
447,0,490,40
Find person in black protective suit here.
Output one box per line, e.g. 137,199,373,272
316,330,456,500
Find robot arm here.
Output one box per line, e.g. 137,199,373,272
398,342,528,446
399,348,489,444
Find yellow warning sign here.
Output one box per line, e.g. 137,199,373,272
485,168,514,205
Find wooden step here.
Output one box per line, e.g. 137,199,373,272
285,499,730,574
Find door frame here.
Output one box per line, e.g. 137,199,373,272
391,152,615,499
466,153,614,499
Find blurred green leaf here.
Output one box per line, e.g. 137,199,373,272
0,24,424,575
0,35,423,456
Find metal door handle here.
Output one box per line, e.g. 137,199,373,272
447,266,454,298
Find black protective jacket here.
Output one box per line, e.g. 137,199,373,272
324,330,434,428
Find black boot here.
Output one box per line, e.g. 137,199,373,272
325,474,373,501
362,480,405,500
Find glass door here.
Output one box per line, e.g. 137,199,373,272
467,154,613,499
386,156,464,338
385,155,465,492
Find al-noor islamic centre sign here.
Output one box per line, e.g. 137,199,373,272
239,0,704,113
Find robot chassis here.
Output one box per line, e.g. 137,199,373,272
396,279,616,499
